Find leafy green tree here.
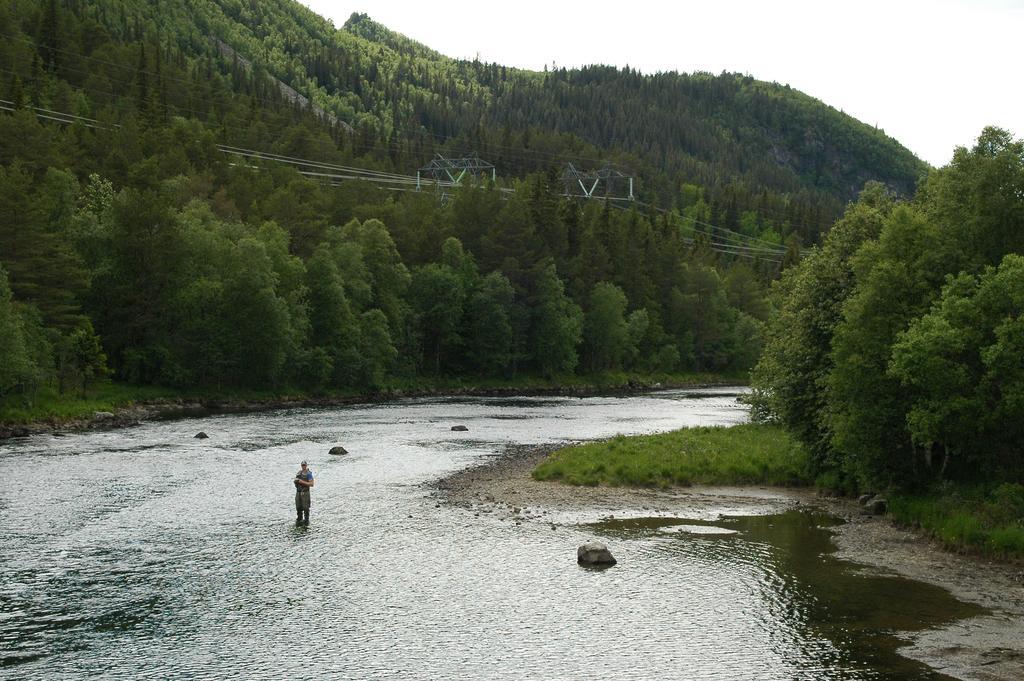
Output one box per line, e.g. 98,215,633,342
167,276,228,387
827,205,952,488
90,188,184,382
57,320,109,396
305,244,359,386
255,220,311,382
409,263,465,374
583,282,630,372
258,178,330,257
624,307,651,370
0,266,33,397
464,272,515,375
725,312,764,372
337,217,411,347
356,308,397,387
529,263,582,377
750,183,892,470
669,264,735,371
217,237,293,386
451,185,504,259
69,173,116,274
889,254,1024,481
482,193,544,286
0,266,53,402
917,127,1024,272
724,263,769,321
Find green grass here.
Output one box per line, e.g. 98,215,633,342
0,383,177,423
0,381,364,425
532,423,811,488
889,483,1024,560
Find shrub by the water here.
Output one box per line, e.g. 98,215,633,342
889,483,1024,559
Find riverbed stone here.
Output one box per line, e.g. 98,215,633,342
194,431,209,439
329,446,348,455
93,411,115,420
866,498,888,515
451,425,469,432
858,494,875,506
577,541,617,566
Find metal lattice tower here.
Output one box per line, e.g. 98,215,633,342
561,163,634,201
417,153,496,203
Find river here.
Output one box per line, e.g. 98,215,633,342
0,388,980,679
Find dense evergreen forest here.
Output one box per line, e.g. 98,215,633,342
752,127,1024,499
1,0,927,409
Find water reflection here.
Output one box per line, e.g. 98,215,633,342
0,389,980,678
589,511,984,679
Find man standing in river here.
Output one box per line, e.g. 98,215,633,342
294,460,314,525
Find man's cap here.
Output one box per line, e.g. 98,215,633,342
300,460,308,465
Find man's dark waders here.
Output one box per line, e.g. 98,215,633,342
295,485,311,525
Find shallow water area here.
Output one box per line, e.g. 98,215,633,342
587,511,986,678
0,388,986,679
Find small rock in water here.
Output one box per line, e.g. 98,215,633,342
577,541,617,567
451,425,469,432
194,432,209,439
329,446,348,455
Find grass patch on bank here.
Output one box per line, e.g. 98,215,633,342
0,381,354,424
0,383,177,423
889,483,1024,559
532,423,810,488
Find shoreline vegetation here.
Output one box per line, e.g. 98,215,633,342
0,372,743,439
531,423,1024,562
533,423,809,488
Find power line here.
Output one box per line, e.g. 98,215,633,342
3,98,788,265
5,28,836,239
632,200,788,254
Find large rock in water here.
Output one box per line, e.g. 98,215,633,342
577,541,617,566
329,446,348,455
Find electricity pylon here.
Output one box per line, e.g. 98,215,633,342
561,163,634,201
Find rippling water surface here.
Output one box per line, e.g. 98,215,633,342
0,389,980,679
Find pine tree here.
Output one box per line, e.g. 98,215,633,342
36,0,61,73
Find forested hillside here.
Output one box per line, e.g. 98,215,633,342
1,0,926,409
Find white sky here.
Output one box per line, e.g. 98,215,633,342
301,0,1023,167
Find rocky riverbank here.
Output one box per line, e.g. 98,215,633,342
433,443,1024,681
